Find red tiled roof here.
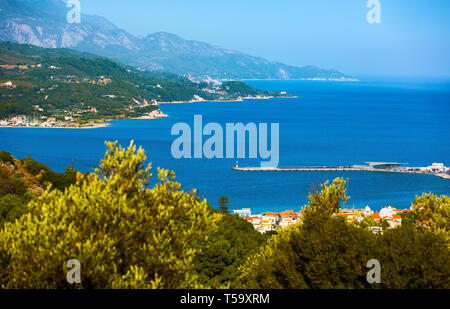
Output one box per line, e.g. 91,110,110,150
263,212,278,217
371,212,381,220
279,210,295,216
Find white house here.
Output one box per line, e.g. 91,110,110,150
427,163,447,173
10,115,27,125
278,210,301,229
363,206,374,217
245,216,262,231
233,208,252,218
379,206,399,218
259,212,279,233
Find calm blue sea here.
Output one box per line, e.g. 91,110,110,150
1,79,449,213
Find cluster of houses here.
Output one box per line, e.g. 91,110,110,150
0,115,59,127
233,205,412,234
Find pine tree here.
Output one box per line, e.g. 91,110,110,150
218,196,230,213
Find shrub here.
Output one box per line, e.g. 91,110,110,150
0,151,15,166
0,177,27,197
195,212,266,288
377,227,450,289
0,141,220,289
20,158,76,191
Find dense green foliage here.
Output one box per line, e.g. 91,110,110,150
0,150,76,226
376,226,449,288
411,193,449,244
0,194,29,226
221,81,279,97
19,158,77,192
195,212,266,288
0,151,14,166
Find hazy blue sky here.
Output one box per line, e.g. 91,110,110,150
79,0,450,78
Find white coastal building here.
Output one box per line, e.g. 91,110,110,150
426,163,447,173
363,205,374,217
233,208,252,218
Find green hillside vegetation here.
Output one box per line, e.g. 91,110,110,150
0,150,76,226
0,42,285,120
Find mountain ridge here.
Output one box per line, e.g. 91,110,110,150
0,0,352,80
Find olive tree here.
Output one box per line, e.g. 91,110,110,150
0,141,220,289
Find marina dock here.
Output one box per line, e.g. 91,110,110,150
232,162,450,179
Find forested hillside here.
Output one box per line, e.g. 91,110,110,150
0,42,284,120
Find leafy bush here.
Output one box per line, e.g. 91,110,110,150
0,194,29,225
0,177,27,197
412,193,450,244
20,158,76,191
0,141,220,289
0,151,15,167
195,212,266,288
377,227,450,288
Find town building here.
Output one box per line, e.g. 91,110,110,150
10,115,28,126
260,212,279,233
243,210,304,233
240,204,410,234
278,210,302,229
233,208,252,218
426,163,447,173
371,206,404,229
245,216,262,231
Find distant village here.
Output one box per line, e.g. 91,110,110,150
233,205,414,234
0,77,166,128
0,109,104,128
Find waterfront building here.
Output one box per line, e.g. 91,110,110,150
233,208,251,218
366,162,408,171
10,115,28,126
426,163,447,173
